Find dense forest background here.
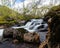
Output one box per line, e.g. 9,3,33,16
0,0,60,25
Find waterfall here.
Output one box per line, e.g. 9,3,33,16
12,19,48,32
0,29,4,41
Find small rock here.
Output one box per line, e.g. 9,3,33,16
39,40,48,48
12,39,19,44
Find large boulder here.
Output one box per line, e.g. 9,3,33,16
3,28,28,42
47,16,60,48
39,16,60,48
3,28,16,38
39,5,60,48
24,32,40,43
15,28,28,42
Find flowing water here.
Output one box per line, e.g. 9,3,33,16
0,29,4,41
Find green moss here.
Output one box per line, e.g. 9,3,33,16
45,5,60,18
0,6,20,24
51,5,60,11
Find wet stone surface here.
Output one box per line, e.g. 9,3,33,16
0,41,38,48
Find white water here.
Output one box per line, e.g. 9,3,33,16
12,19,45,32
0,29,4,41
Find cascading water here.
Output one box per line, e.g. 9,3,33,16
0,29,4,41
12,19,48,33
12,19,48,42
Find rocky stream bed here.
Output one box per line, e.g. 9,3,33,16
0,19,48,48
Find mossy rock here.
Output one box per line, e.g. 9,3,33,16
16,28,28,34
44,5,60,22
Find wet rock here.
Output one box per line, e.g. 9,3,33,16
16,28,28,41
24,32,40,43
0,25,4,28
39,16,60,48
47,16,60,48
39,5,60,48
16,28,28,34
3,28,18,38
12,39,19,44
3,28,28,42
39,40,48,48
24,20,31,25
41,16,60,48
